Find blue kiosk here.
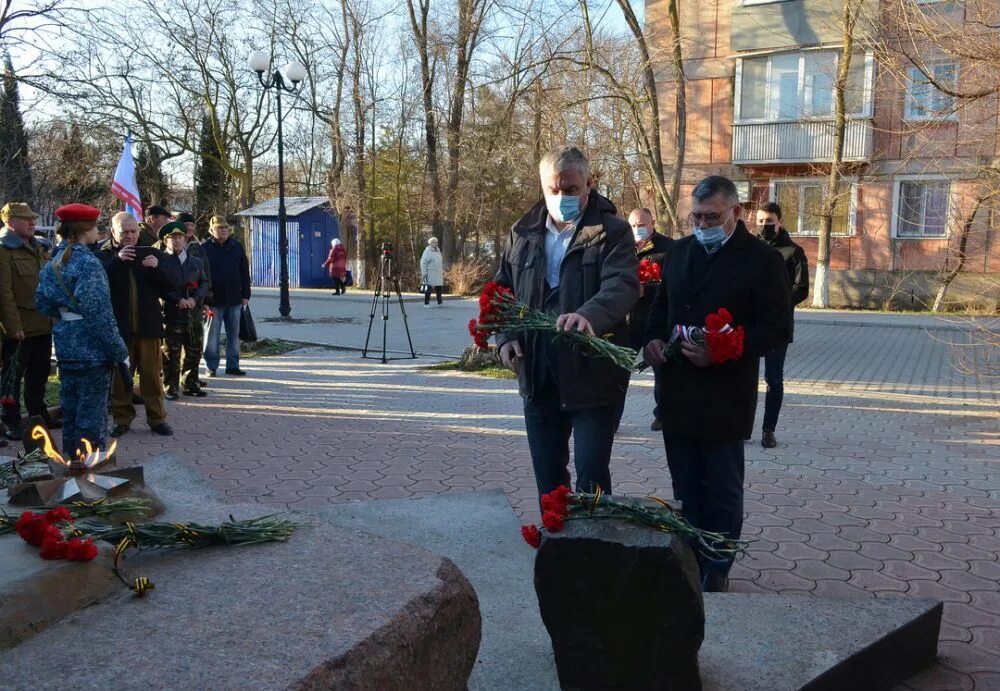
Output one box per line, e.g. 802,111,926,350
235,196,341,288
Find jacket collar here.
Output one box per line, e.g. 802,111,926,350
759,227,794,247
0,228,26,249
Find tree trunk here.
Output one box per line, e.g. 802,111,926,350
812,0,857,308
933,193,985,312
665,0,686,235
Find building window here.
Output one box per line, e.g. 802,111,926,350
895,179,950,238
905,63,957,120
737,50,869,122
772,180,853,235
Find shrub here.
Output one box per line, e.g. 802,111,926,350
445,258,493,296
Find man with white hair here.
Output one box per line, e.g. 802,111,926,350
494,145,638,502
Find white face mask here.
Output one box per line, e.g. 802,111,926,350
633,226,650,242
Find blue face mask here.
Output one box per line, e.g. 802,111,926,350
693,217,730,253
633,226,650,242
547,193,582,224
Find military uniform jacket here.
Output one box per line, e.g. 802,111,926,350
0,229,53,337
494,190,639,409
162,252,210,321
35,243,129,368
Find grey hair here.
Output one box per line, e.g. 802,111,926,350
110,211,136,231
539,146,590,179
692,175,739,206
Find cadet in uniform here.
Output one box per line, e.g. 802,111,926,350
35,204,128,457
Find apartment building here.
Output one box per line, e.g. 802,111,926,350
647,0,999,306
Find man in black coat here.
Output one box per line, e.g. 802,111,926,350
495,146,638,500
626,207,674,432
644,176,790,592
201,215,251,377
99,212,180,437
755,202,809,449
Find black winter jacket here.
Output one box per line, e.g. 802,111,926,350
495,190,639,409
644,222,791,440
201,238,250,307
97,240,179,340
628,232,675,349
759,228,809,342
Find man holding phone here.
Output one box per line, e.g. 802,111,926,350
98,212,180,437
755,202,809,449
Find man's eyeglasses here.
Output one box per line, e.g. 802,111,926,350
689,212,727,226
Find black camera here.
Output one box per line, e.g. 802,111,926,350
380,242,393,254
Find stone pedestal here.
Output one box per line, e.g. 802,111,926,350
534,518,704,691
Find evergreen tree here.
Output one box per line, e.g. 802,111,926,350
194,114,226,233
135,141,170,208
0,55,34,205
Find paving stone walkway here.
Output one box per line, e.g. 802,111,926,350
109,313,998,690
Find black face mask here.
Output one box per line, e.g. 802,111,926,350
761,223,778,241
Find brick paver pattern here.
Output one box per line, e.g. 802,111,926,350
111,320,999,690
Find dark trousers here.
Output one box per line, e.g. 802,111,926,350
162,310,204,393
61,364,111,457
1,334,52,431
663,435,745,583
523,377,617,500
423,285,443,305
332,278,346,295
763,342,788,432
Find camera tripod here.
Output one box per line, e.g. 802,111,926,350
362,249,417,363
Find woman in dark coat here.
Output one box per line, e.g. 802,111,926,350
322,238,348,295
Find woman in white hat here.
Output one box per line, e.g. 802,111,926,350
419,236,444,307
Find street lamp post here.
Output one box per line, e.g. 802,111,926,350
250,50,307,319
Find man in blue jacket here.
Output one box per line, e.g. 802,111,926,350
201,215,250,377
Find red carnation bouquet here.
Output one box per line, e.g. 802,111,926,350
14,507,99,562
638,258,661,285
468,282,638,370
520,485,749,560
664,307,744,365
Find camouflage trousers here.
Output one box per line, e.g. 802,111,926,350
60,364,112,458
162,310,205,393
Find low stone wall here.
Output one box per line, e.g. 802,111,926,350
822,271,999,311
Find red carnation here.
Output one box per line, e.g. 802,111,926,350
467,319,477,336
39,535,69,560
705,312,725,332
717,308,733,324
521,524,542,549
15,512,48,546
541,485,572,516
66,538,98,562
44,506,73,525
541,510,565,533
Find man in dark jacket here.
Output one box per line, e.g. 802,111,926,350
0,202,56,439
159,222,210,399
626,207,674,432
644,176,790,592
99,212,179,437
755,202,809,449
139,204,171,246
495,146,638,500
201,215,250,377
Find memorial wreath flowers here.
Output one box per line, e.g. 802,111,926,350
468,282,638,371
664,307,744,365
521,485,749,561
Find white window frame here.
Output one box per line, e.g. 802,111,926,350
904,63,959,122
891,175,952,239
768,177,858,237
734,48,875,124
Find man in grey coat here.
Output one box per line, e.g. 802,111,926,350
495,146,639,500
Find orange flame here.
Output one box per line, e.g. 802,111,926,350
31,425,67,466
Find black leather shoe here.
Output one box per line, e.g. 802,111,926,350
42,417,62,430
199,379,209,387
225,368,247,376
702,573,730,593
165,391,179,401
183,388,207,398
207,370,217,378
110,424,130,438
762,430,777,449
650,417,662,432
4,427,22,441
151,423,174,436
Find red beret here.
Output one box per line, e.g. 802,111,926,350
55,203,101,222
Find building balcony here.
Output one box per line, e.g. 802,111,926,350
731,118,874,165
